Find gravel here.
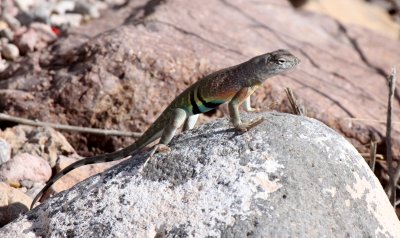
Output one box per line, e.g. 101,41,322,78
0,0,125,71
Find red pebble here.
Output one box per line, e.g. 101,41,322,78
51,26,61,36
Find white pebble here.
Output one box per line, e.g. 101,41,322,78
3,13,21,30
0,138,11,165
50,13,82,27
0,59,9,72
0,28,14,41
53,1,76,15
14,0,36,12
74,2,100,18
2,43,20,60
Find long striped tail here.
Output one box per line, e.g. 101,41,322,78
30,118,166,210
30,143,139,210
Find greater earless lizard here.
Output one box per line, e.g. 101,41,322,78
31,49,300,209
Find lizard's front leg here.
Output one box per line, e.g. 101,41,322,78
243,97,261,112
229,87,264,132
243,85,262,112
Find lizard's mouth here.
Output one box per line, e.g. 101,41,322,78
294,57,301,66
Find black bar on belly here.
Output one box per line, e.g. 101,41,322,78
190,89,201,114
197,88,223,109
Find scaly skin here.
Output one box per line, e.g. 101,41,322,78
30,49,300,209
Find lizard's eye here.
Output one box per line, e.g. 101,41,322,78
277,58,286,65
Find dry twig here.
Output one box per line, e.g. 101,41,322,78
285,87,305,116
385,67,397,206
360,152,384,161
0,113,142,138
343,117,400,125
369,141,378,172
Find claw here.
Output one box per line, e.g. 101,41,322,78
235,117,264,132
141,144,171,171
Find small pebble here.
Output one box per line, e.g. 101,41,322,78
0,37,9,45
0,153,52,184
7,180,21,188
104,0,126,6
31,3,52,24
0,28,15,41
0,138,11,165
1,43,20,60
50,13,82,27
20,179,34,189
14,0,35,12
15,11,34,26
0,21,8,31
2,13,21,30
18,186,28,193
30,22,57,42
53,0,76,15
16,29,38,53
2,0,19,17
74,1,100,18
25,182,45,198
94,1,109,11
0,59,9,72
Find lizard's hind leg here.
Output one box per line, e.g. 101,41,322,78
142,108,187,169
182,114,199,131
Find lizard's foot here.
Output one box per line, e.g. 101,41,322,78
152,144,171,155
245,107,262,113
141,144,171,171
235,117,264,132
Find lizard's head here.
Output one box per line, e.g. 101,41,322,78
251,49,300,77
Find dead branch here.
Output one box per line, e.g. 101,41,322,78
369,141,377,172
343,117,400,125
385,67,397,206
0,113,142,138
285,87,305,116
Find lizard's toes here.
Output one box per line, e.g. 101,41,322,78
247,107,262,112
249,117,264,127
142,144,171,172
237,117,264,131
236,126,248,132
156,144,171,153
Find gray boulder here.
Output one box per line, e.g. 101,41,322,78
0,112,399,237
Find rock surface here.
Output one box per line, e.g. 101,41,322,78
0,113,399,237
303,0,400,39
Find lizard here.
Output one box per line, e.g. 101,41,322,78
30,49,300,209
